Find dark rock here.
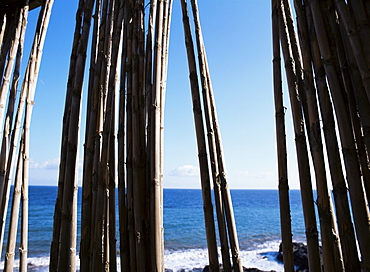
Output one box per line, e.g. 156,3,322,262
164,269,174,272
277,242,309,271
243,268,276,272
203,265,275,272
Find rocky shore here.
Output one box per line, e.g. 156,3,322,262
165,242,310,272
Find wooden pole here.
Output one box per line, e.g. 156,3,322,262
301,3,360,270
279,2,321,271
333,0,370,103
180,0,219,271
130,0,148,271
188,2,231,271
0,10,18,81
327,0,370,208
0,3,28,212
339,21,370,205
0,13,6,54
20,153,28,272
118,1,130,270
285,0,343,270
272,0,294,271
49,0,93,270
105,0,123,270
123,2,138,269
308,1,370,268
0,4,27,261
90,0,114,269
0,5,27,140
79,0,101,270
3,135,24,272
159,2,172,269
190,0,244,271
150,0,168,270
0,0,53,261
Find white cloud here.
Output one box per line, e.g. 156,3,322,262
29,158,60,170
169,165,199,177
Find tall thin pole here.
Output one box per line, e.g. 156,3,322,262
180,0,219,270
272,0,294,271
279,1,321,271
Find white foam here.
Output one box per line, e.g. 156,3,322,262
165,248,210,271
164,241,284,272
0,241,284,271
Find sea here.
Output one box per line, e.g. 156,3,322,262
0,187,307,271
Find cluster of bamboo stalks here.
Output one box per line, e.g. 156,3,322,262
49,0,246,270
0,1,53,271
273,0,370,271
0,0,244,271
48,0,173,271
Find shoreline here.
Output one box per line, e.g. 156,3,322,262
2,242,286,272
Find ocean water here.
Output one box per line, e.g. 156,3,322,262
1,187,307,271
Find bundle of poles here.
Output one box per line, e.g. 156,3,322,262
179,0,244,271
48,0,173,270
0,0,243,271
273,0,370,271
0,1,53,271
49,0,243,270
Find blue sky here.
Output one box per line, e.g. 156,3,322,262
24,0,300,189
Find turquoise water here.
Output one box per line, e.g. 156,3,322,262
1,187,307,271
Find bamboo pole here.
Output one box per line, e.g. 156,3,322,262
0,10,18,86
190,1,244,271
20,156,28,272
365,1,370,26
0,6,27,255
0,60,29,264
339,22,370,205
79,0,101,270
86,0,106,270
308,1,370,269
0,13,6,54
118,2,130,270
123,2,138,269
285,1,343,270
272,0,294,271
1,3,27,176
180,0,219,271
130,1,149,271
105,0,124,270
50,1,94,270
279,2,322,271
3,135,24,272
145,1,156,267
332,0,370,102
159,2,172,269
347,0,370,69
0,5,26,139
0,0,53,261
0,4,28,206
202,20,244,272
188,1,231,271
150,0,166,270
90,0,115,269
327,1,370,205
302,3,360,271
49,0,92,270
18,33,42,268
3,0,52,268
